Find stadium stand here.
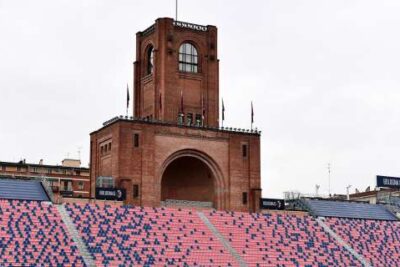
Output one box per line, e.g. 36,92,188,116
325,217,400,267
0,199,85,266
303,198,397,220
206,210,360,266
0,179,49,201
2,194,400,266
65,203,237,266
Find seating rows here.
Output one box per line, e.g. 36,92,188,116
325,217,400,267
65,203,237,266
206,210,360,267
1,199,399,266
0,199,85,267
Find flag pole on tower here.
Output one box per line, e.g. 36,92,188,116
251,101,254,130
175,0,178,21
126,83,130,117
180,90,184,114
222,98,225,127
201,93,205,126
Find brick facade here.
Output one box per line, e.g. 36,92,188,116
90,18,262,212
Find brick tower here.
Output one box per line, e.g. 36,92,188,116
89,18,262,212
134,18,219,127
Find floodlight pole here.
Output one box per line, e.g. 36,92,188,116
346,185,352,200
328,163,331,196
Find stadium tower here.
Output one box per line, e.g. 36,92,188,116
90,18,262,212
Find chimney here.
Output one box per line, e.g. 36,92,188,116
39,159,43,165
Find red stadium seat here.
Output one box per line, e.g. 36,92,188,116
0,199,85,267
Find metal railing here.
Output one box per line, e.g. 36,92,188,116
102,115,261,135
173,20,208,32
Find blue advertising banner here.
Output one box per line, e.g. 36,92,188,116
377,175,400,189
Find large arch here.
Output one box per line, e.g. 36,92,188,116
159,149,226,209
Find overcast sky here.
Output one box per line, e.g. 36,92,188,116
1,0,400,198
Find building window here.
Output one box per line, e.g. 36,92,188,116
134,133,140,148
1,165,5,171
242,192,248,205
108,143,111,151
47,168,52,174
242,144,248,158
62,169,67,175
78,181,84,190
179,42,198,73
62,180,72,191
147,45,154,75
133,184,139,199
33,167,38,173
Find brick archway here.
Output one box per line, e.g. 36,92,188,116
159,149,227,209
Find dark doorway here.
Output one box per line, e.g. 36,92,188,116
161,156,214,206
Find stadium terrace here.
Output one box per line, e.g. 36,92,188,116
1,16,400,267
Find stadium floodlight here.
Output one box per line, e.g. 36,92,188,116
346,185,352,200
315,184,320,197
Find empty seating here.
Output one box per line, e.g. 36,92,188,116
2,198,399,266
65,203,236,266
206,210,360,266
304,199,397,220
0,179,49,201
325,217,400,266
0,199,85,266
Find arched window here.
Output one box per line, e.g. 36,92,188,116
147,46,154,75
179,43,198,73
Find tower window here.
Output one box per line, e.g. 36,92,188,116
133,184,139,199
242,192,248,205
147,46,154,75
133,133,140,148
242,144,248,158
179,43,198,73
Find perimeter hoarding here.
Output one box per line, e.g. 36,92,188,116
377,175,400,189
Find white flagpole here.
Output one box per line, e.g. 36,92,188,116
251,101,254,130
126,83,130,117
175,0,178,21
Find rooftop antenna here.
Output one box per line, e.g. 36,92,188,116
77,146,82,160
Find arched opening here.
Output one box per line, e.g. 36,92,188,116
146,45,154,75
161,156,214,207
